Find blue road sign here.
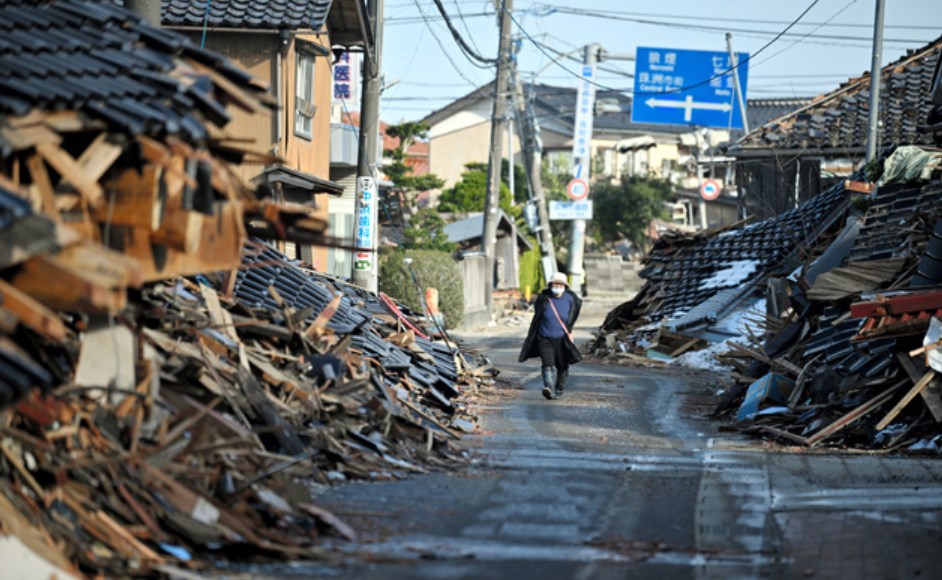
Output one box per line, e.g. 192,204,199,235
631,47,749,129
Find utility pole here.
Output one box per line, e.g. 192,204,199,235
566,43,599,295
513,70,556,280
482,0,513,317
866,0,886,163
353,0,384,292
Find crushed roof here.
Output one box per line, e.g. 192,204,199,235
0,0,270,144
605,181,850,333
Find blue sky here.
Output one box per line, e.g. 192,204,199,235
377,0,942,123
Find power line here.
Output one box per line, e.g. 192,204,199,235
532,3,939,30
411,0,491,87
507,0,832,100
452,0,484,56
749,0,861,71
431,0,496,65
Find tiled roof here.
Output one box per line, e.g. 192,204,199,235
732,37,942,152
0,0,269,144
633,181,849,327
744,98,812,133
162,0,333,29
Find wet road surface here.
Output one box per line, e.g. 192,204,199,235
222,300,942,579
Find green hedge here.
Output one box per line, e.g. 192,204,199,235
518,237,544,300
379,249,465,329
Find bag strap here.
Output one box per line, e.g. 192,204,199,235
547,299,573,343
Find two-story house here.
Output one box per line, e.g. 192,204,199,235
161,0,370,269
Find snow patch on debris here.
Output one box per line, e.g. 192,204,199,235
700,260,760,290
672,340,735,371
671,299,767,372
713,298,767,337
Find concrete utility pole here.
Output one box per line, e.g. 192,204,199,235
353,0,384,292
566,43,599,295
866,0,886,163
513,70,556,281
126,0,161,24
482,0,514,317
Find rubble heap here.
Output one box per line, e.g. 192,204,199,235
0,2,490,576
593,177,850,361
595,144,942,452
715,146,942,451
0,250,487,576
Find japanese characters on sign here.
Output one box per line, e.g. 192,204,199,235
549,200,593,221
571,64,597,168
332,51,360,105
631,46,749,129
354,176,375,271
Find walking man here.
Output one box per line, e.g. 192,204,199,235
518,272,582,400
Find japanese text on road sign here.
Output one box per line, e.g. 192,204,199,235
631,47,749,129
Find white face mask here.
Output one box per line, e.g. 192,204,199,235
551,286,564,297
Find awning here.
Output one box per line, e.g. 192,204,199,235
253,166,344,198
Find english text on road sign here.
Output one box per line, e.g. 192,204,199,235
549,200,593,220
566,178,589,201
631,47,749,129
700,178,721,201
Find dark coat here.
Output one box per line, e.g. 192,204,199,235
518,288,583,364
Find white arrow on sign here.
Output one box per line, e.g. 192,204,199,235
646,95,732,122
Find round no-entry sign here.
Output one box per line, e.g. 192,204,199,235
567,178,589,201
700,179,721,201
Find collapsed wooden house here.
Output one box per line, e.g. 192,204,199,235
0,2,489,575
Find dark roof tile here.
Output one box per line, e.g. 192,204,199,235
0,0,269,142
161,0,333,30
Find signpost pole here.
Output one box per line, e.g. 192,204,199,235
696,130,707,229
725,33,750,134
566,43,599,294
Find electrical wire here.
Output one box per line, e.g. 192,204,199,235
412,0,493,85
530,3,939,31
508,0,828,98
431,0,496,64
749,0,860,70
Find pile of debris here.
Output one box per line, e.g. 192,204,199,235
592,175,851,363
595,144,942,452
0,2,490,576
1,237,486,576
714,146,942,451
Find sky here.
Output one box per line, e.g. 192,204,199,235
376,0,942,124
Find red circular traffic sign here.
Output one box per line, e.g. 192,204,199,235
567,178,589,201
700,179,721,201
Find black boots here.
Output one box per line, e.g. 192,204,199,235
555,369,568,398
541,366,557,400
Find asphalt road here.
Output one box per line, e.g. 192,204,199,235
222,298,942,579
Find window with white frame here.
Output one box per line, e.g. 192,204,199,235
295,50,315,139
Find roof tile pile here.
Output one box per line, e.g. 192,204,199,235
0,1,487,575
713,146,942,450
0,0,272,142
599,181,849,339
